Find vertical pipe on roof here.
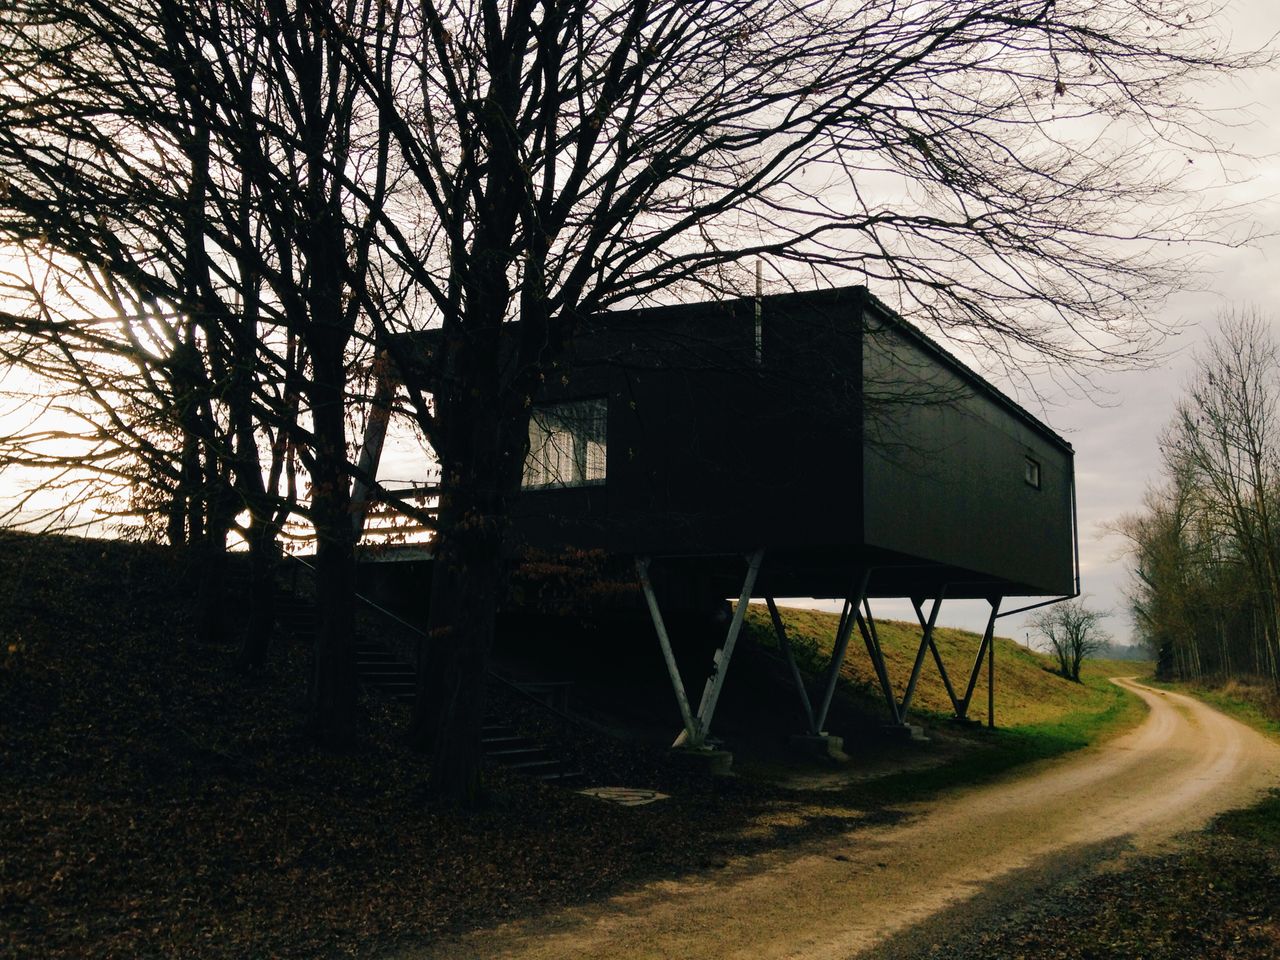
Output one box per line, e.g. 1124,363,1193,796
753,260,763,364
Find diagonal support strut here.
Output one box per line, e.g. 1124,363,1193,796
958,596,1003,719
813,568,871,734
638,551,765,750
683,548,766,746
766,596,817,734
913,596,962,716
856,598,903,725
636,557,699,745
900,588,946,718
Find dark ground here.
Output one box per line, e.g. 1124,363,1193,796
0,532,899,958
2,530,1277,959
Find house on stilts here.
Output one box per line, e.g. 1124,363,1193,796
358,285,1079,760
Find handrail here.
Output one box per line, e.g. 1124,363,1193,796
282,551,584,726
286,551,429,639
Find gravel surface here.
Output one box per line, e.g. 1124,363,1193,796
410,681,1280,960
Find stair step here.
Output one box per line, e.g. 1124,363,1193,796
486,746,549,759
481,735,536,748
264,580,585,791
501,758,564,774
372,687,417,698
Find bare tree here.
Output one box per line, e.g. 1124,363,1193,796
1,0,1269,804
331,0,1263,803
0,0,381,708
1119,311,1280,688
1031,599,1110,682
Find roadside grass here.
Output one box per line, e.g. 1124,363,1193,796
857,661,1147,803
1145,675,1280,741
742,605,1146,728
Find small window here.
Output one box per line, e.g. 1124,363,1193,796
523,398,607,489
1024,456,1041,489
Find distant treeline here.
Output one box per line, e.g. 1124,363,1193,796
1117,312,1280,687
1091,641,1152,663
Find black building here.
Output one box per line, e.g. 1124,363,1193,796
505,285,1075,599
379,285,1078,751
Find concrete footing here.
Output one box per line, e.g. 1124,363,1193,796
669,747,734,776
789,732,849,762
882,723,930,742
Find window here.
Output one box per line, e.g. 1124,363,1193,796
1024,456,1041,489
522,398,607,489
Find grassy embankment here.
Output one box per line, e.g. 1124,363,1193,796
741,604,1149,796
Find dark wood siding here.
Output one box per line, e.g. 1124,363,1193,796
860,308,1075,596
409,285,1076,599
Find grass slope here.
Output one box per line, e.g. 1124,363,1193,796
743,605,1148,792
0,532,1148,958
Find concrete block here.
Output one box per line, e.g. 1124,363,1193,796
789,733,849,762
882,723,930,742
669,746,734,776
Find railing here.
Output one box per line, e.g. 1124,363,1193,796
282,551,581,725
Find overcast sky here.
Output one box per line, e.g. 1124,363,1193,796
1022,0,1280,648
721,0,1278,647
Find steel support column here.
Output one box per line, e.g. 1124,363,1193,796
683,549,766,746
913,595,962,716
814,569,872,733
899,588,946,717
766,596,817,734
639,551,765,750
856,600,903,725
635,557,699,745
958,596,1002,720
988,612,996,729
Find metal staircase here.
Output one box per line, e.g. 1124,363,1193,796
352,636,585,784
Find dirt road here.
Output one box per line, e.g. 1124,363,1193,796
410,680,1280,960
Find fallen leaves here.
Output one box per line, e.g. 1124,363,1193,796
0,532,830,958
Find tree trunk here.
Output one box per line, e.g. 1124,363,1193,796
416,526,505,807
237,513,281,672
194,470,236,647
309,527,356,747
304,334,358,748
409,393,526,807
166,474,190,548
193,532,227,645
